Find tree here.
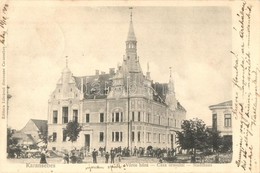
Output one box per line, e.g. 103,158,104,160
206,128,222,152
176,118,208,158
38,126,48,144
7,128,18,158
64,120,82,143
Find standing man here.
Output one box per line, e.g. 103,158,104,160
105,152,110,163
110,150,115,163
92,149,97,163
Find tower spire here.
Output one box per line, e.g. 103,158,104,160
127,7,136,41
130,7,133,22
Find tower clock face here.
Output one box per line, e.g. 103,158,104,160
129,82,137,95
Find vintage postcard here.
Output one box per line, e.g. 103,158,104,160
0,0,259,173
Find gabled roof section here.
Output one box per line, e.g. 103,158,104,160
73,73,114,99
30,119,48,131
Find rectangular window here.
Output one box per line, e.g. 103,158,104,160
120,132,123,141
62,107,68,123
120,112,123,122
158,133,161,143
158,116,161,125
53,110,58,124
147,132,151,142
99,132,104,142
138,131,141,142
53,132,57,142
168,118,170,126
138,112,141,122
116,112,120,122
112,113,114,122
147,113,150,123
73,110,78,123
62,130,66,142
112,132,114,141
174,119,176,127
213,114,217,129
224,114,231,127
86,114,90,123
132,112,135,121
132,131,135,142
100,113,104,123
115,132,120,141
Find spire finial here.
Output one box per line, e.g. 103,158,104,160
129,7,133,22
169,67,172,78
147,62,150,72
66,56,68,68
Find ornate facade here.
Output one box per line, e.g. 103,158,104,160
47,12,186,152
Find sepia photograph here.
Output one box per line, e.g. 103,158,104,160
0,1,259,173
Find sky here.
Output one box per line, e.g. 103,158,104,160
6,5,232,130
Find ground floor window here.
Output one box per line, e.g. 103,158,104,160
112,131,123,142
138,131,141,142
99,132,104,142
52,132,57,142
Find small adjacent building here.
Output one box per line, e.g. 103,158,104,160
12,119,47,146
209,100,232,137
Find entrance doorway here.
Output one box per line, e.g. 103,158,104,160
85,134,90,152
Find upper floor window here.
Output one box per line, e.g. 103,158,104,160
86,114,90,123
100,113,104,123
224,114,231,127
138,112,141,122
213,114,217,129
147,113,150,123
112,112,123,122
62,107,68,124
73,110,78,123
132,112,135,121
53,110,58,124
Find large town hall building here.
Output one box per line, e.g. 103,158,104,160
47,12,186,152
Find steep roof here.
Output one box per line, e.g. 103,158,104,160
127,21,136,41
30,119,47,132
73,74,185,111
73,73,114,99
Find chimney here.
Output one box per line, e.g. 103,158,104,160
95,70,99,75
109,68,115,75
101,71,105,75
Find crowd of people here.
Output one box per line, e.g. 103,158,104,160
83,146,177,164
